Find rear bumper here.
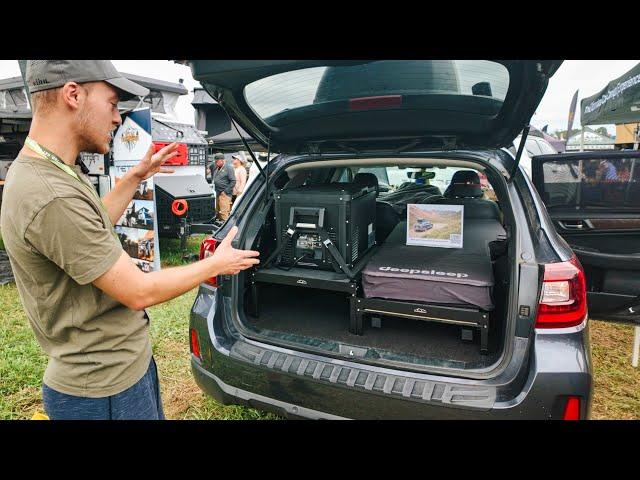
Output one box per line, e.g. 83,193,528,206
190,288,593,420
191,348,591,419
192,361,347,419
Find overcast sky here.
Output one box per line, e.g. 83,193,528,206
1,60,638,135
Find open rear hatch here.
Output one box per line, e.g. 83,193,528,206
187,60,561,374
187,60,561,155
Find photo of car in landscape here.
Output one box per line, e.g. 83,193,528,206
407,203,463,247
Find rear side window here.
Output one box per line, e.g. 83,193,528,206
535,155,640,211
244,61,510,122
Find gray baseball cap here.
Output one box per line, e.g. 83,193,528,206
213,153,225,160
25,60,149,101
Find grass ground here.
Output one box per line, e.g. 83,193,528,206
1,230,639,419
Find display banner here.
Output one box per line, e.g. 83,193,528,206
581,62,640,126
111,108,160,272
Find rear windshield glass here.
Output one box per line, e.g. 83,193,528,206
244,61,510,122
539,156,640,211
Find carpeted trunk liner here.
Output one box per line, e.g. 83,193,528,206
247,284,501,365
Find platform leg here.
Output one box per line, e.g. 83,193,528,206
480,313,489,354
349,297,364,335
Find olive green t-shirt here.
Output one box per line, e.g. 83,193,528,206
0,154,152,398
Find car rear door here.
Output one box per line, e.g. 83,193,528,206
532,150,640,324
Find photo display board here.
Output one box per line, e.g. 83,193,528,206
406,204,464,249
110,108,161,272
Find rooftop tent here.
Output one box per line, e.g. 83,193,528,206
151,119,207,145
191,87,258,149
0,73,188,119
116,73,187,118
580,62,640,126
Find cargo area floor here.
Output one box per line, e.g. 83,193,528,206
245,284,502,367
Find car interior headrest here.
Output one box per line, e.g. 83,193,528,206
445,170,483,198
353,172,379,194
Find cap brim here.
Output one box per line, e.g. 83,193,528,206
105,76,150,101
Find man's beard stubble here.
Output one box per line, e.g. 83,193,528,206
76,105,110,155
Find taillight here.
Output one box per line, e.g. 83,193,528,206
535,255,587,329
562,396,581,420
199,237,219,287
190,328,201,360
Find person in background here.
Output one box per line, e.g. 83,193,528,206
231,154,247,203
599,159,618,182
210,152,236,221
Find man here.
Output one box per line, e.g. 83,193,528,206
231,154,247,203
0,60,259,420
599,159,618,181
210,152,235,221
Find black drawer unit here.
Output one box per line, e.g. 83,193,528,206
350,297,490,353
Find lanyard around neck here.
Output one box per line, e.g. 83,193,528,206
24,137,118,240
25,137,99,200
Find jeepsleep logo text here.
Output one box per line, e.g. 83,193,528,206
378,266,469,278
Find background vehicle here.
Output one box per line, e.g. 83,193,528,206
413,219,433,232
186,60,638,419
513,133,560,178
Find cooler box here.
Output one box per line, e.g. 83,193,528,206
274,183,376,271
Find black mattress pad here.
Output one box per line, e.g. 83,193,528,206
362,219,506,310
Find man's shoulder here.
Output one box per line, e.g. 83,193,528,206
2,156,59,208
2,156,93,232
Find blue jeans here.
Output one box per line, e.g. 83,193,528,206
42,357,165,420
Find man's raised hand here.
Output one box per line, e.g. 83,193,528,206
131,142,179,181
210,226,260,275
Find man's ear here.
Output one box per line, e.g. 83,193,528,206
60,82,85,111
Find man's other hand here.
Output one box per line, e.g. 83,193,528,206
130,142,179,181
212,226,260,275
